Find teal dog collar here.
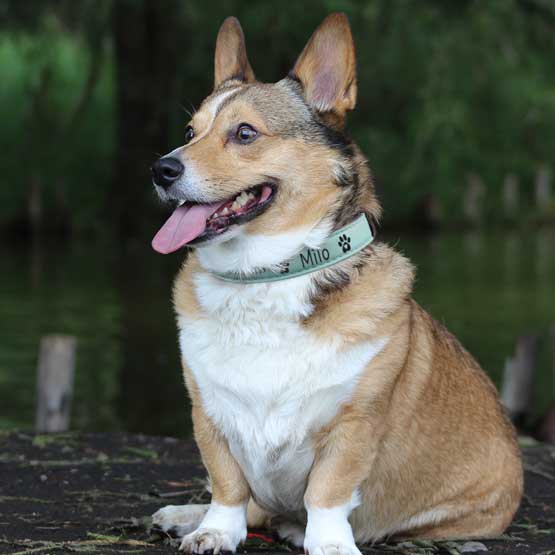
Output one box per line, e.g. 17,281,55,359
212,214,374,284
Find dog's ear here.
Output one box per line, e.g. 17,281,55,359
214,16,255,89
291,13,357,117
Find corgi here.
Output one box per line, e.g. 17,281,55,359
150,14,523,555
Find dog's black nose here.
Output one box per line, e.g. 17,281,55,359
151,157,184,189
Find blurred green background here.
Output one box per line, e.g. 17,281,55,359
0,0,554,437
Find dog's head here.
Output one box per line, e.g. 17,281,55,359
151,13,380,273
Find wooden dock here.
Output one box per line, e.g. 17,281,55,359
0,432,553,555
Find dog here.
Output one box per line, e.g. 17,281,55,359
149,13,523,555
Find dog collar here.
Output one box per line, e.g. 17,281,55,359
211,213,374,283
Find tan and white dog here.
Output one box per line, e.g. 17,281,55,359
150,13,523,555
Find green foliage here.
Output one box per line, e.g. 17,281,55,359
349,0,555,220
0,12,114,234
0,0,554,231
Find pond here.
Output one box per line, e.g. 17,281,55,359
1,228,554,437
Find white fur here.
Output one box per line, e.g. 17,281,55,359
152,504,208,537
304,492,362,555
178,254,389,516
197,219,332,275
195,88,242,141
179,502,247,553
394,507,451,537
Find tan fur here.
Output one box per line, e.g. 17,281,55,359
173,257,202,320
214,17,255,88
302,253,522,540
162,12,522,547
172,94,350,237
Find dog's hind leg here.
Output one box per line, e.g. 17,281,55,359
152,504,209,538
274,519,305,548
246,498,273,529
249,503,305,548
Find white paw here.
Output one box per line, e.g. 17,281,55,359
304,497,361,555
304,543,362,555
178,502,247,553
179,528,241,553
275,520,305,547
152,504,209,538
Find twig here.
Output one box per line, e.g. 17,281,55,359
155,489,194,498
523,463,555,481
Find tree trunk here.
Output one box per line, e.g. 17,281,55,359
463,173,486,226
112,0,181,238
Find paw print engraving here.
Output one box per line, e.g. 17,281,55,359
338,234,351,253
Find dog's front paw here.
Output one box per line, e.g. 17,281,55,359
152,504,209,538
178,502,247,553
179,527,243,554
304,502,361,555
304,541,362,555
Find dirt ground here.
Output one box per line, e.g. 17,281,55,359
0,432,553,555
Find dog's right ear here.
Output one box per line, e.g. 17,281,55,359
214,16,255,89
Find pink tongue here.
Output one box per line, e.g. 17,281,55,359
151,202,223,254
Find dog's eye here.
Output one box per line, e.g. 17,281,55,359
184,125,194,145
235,124,257,144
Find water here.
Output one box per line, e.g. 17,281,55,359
1,229,554,438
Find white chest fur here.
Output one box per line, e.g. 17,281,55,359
177,272,387,514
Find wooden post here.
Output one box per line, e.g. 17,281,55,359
35,335,77,433
500,334,539,426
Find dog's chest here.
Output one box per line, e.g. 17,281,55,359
177,274,385,513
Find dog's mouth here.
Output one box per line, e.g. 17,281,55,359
152,183,275,254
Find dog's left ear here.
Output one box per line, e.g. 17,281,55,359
291,13,357,117
214,16,256,89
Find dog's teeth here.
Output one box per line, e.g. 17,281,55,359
222,207,230,215
231,201,240,210
237,196,247,207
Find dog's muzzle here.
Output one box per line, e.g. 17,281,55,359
150,157,184,190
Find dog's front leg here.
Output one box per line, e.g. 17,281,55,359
304,417,378,555
180,405,250,554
